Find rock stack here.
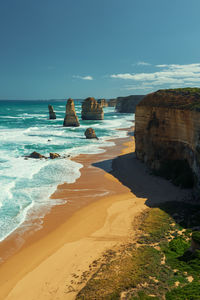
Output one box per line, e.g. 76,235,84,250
63,98,80,127
84,128,98,139
81,97,104,120
48,105,56,119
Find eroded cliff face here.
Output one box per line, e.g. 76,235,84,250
135,88,200,194
116,95,145,113
81,97,104,120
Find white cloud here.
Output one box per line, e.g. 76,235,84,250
73,75,93,80
110,63,200,89
137,61,151,66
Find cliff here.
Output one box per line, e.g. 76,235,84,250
63,98,80,127
135,88,200,193
107,98,117,107
81,97,104,120
48,105,56,119
115,95,145,113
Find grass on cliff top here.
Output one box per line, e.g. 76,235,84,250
158,87,200,95
140,87,200,111
76,202,200,300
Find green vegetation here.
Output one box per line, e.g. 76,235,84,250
76,202,200,299
159,87,200,95
192,231,200,244
153,159,195,188
141,87,200,111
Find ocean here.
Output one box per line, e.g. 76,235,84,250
0,100,134,242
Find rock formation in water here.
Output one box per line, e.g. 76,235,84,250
81,97,104,120
115,95,145,113
48,105,56,119
50,153,60,159
135,88,200,193
63,98,80,127
84,128,98,139
28,151,47,159
97,99,108,107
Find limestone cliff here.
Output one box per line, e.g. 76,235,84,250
48,105,56,119
116,95,145,113
135,88,200,193
81,97,104,120
63,98,80,127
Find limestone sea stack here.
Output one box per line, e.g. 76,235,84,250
84,128,98,139
81,97,104,120
63,98,80,127
48,105,56,119
135,88,200,194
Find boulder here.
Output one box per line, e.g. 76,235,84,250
97,99,108,107
63,98,80,127
84,127,98,139
50,153,60,159
81,97,104,120
28,151,47,159
48,105,56,119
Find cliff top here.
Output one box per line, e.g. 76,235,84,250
138,88,200,111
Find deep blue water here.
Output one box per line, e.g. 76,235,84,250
0,100,134,242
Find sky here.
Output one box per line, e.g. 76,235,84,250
0,0,200,100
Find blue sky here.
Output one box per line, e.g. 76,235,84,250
0,0,200,99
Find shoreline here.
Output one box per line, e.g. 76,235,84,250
0,124,192,300
0,126,138,300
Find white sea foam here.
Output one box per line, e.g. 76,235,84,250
0,102,134,242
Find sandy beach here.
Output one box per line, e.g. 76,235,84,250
0,128,191,300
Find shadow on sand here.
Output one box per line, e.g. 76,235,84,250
92,151,200,229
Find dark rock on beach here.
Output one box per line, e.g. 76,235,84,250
28,151,47,159
50,153,60,159
84,128,99,139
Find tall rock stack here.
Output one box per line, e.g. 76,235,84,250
63,98,80,127
81,97,104,120
48,105,56,119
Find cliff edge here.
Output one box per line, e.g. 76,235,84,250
135,88,200,194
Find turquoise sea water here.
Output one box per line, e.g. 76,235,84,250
0,100,134,242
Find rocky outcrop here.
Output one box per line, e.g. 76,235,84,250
48,105,56,119
81,97,104,120
84,128,98,139
50,153,60,159
63,98,80,127
116,95,145,113
135,88,200,193
28,152,47,159
97,99,108,107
